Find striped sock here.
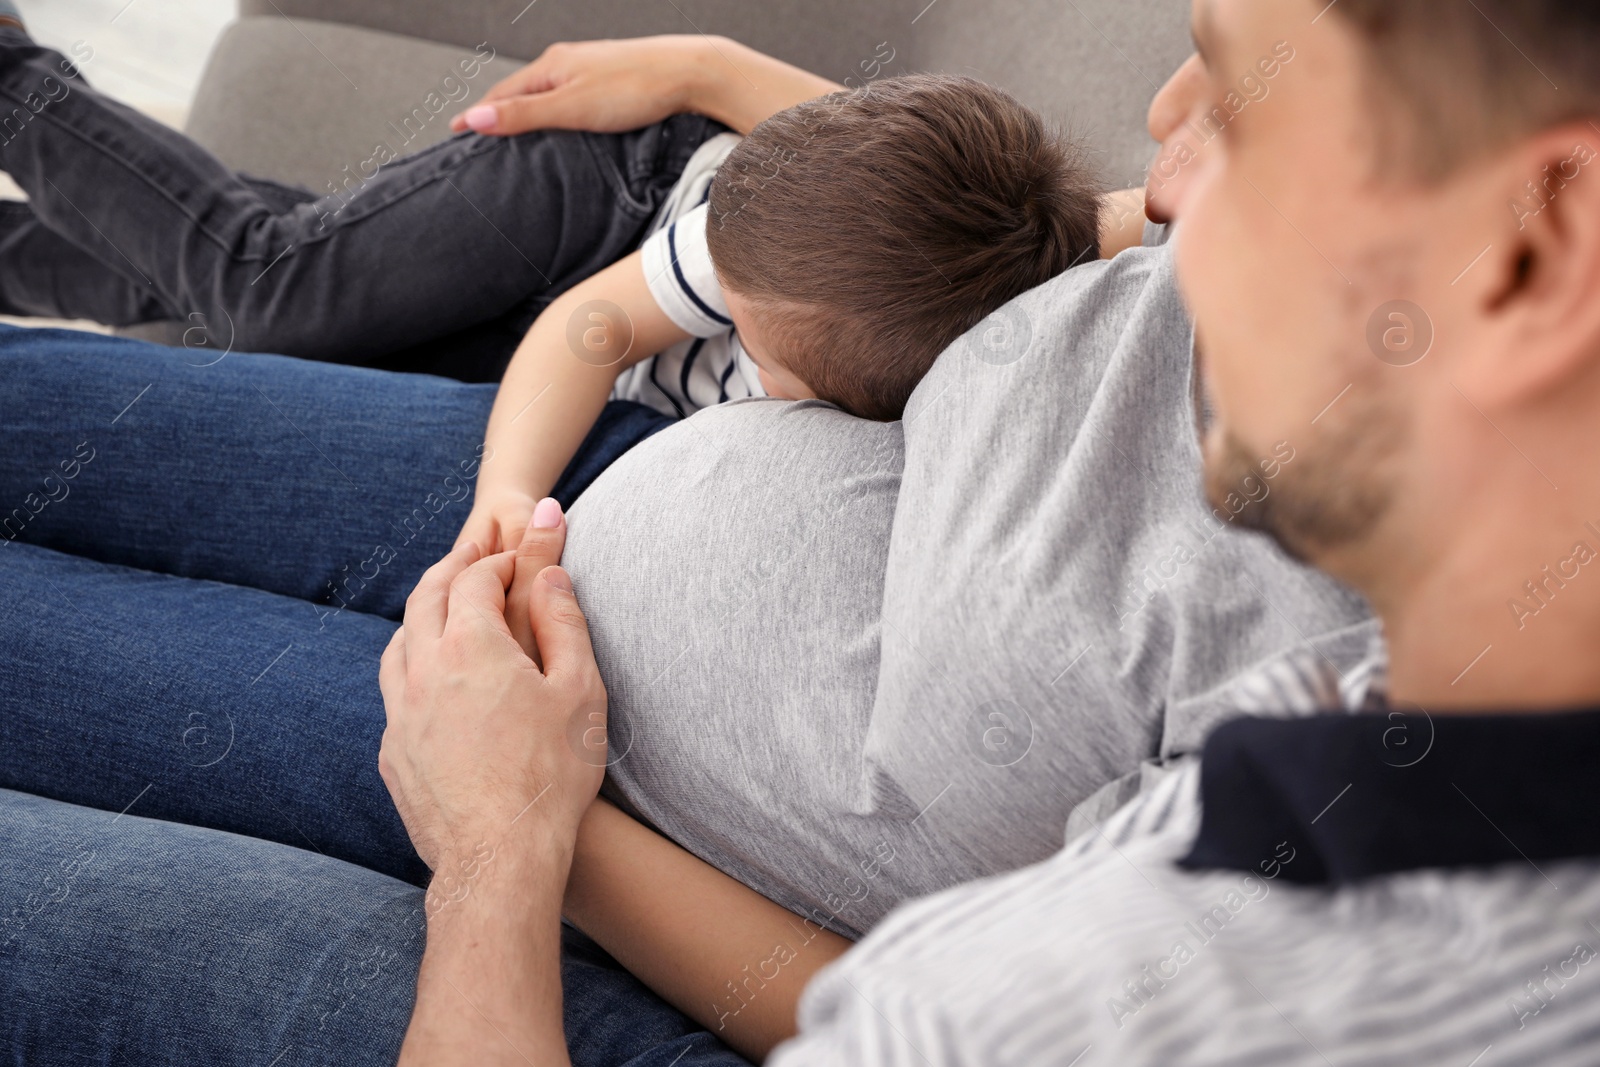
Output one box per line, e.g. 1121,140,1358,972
0,2,23,30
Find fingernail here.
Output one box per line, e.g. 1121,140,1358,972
542,566,573,592
464,105,497,132
531,497,563,529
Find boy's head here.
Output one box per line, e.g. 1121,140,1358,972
706,74,1103,421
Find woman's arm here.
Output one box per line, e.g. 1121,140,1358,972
452,35,845,138
683,36,849,137
564,799,852,1063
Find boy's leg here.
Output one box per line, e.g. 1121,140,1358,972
0,25,723,365
0,325,673,622
0,174,318,331
0,789,750,1066
0,201,170,325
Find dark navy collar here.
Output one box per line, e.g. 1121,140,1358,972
1179,707,1600,885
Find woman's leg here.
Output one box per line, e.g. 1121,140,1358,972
0,540,425,883
0,325,672,621
0,789,749,1066
0,25,723,365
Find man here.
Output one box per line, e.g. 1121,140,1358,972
382,0,1600,1062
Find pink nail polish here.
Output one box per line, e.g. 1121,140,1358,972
531,497,563,529
464,105,497,132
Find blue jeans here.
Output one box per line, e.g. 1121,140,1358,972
0,26,723,381
0,327,745,1066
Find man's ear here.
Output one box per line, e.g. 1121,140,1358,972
1456,122,1600,406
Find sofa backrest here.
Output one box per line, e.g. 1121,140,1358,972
237,0,1192,183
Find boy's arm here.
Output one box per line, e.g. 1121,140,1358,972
564,799,852,1064
1100,188,1150,259
460,250,690,554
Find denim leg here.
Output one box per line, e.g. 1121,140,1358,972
0,789,750,1066
0,540,428,884
0,201,169,324
0,174,319,328
0,326,673,621
0,29,724,364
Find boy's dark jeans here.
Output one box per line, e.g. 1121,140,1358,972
0,29,725,381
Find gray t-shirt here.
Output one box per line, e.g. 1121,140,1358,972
562,236,1375,941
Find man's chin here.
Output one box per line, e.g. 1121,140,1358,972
1201,427,1309,562
1203,415,1396,573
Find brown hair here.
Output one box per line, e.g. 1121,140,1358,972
706,74,1102,421
1334,1,1600,180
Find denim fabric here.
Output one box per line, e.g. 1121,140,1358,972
0,789,748,1067
0,325,670,618
0,28,724,381
0,325,675,880
0,328,741,1065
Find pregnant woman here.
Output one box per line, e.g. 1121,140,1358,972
0,24,1372,1067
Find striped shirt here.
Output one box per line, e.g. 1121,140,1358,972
773,639,1600,1066
612,133,767,419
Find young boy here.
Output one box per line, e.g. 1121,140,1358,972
459,73,1117,550
0,14,1135,552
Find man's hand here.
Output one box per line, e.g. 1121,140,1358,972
387,501,593,1067
378,499,605,874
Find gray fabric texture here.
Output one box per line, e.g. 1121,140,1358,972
210,1,1191,186
564,241,1375,940
185,18,524,191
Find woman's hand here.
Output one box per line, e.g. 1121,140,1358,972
451,36,712,136
377,510,606,874
451,35,846,139
455,495,567,659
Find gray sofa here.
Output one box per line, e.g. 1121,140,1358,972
185,0,1194,196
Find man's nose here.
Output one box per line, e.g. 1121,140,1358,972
1148,54,1205,144
1144,55,1207,224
